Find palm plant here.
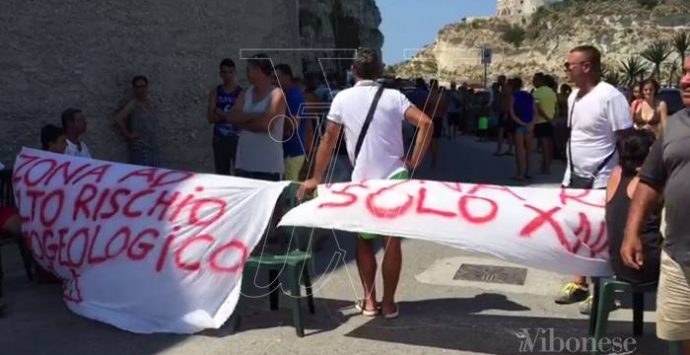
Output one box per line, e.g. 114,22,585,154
672,32,689,62
641,41,672,79
620,56,649,86
604,71,623,87
664,60,681,87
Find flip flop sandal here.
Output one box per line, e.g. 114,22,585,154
354,300,380,317
382,305,399,319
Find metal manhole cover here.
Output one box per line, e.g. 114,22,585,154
453,264,527,285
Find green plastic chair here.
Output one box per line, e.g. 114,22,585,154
589,277,657,355
669,341,684,355
241,183,315,337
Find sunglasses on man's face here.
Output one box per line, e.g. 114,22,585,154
134,84,147,89
564,61,589,71
221,70,235,75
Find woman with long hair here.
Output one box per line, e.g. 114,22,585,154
630,82,642,104
631,79,668,137
115,75,161,167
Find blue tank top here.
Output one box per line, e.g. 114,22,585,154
513,91,534,124
215,85,242,137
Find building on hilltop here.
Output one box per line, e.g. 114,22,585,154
497,0,563,17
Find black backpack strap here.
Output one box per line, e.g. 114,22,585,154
567,101,575,178
594,147,617,176
568,98,617,180
354,85,385,163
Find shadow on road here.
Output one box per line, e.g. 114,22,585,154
224,293,529,339
0,276,189,355
344,297,666,354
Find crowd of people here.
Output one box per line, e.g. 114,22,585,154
294,45,690,351
1,43,690,353
386,68,568,181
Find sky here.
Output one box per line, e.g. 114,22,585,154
376,0,496,65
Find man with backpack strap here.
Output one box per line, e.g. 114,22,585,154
298,48,433,319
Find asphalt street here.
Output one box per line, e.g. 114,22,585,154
0,136,668,355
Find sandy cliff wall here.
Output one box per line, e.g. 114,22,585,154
397,0,690,86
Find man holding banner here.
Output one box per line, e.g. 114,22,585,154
298,47,433,318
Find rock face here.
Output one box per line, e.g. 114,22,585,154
396,0,690,86
299,0,383,77
0,0,382,171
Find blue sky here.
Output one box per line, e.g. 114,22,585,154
376,0,496,65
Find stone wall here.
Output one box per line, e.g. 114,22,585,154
0,0,302,172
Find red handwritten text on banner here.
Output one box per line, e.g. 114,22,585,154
13,148,289,334
280,179,610,276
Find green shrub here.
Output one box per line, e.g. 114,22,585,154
500,24,527,49
637,0,659,10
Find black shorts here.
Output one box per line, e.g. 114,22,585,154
505,118,517,134
433,118,443,138
212,135,239,175
498,113,509,128
447,112,461,126
534,122,554,138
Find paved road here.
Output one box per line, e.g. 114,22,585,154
0,136,667,354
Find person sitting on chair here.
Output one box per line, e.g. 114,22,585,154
606,129,661,285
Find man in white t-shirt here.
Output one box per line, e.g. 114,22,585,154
555,45,634,311
61,108,92,158
298,48,433,319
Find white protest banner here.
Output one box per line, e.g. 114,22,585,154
12,148,289,334
280,179,613,276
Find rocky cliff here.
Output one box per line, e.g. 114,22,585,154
299,0,383,77
395,0,690,85
0,0,382,170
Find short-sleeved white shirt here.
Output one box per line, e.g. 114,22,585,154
327,80,413,181
562,81,633,188
64,139,92,159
